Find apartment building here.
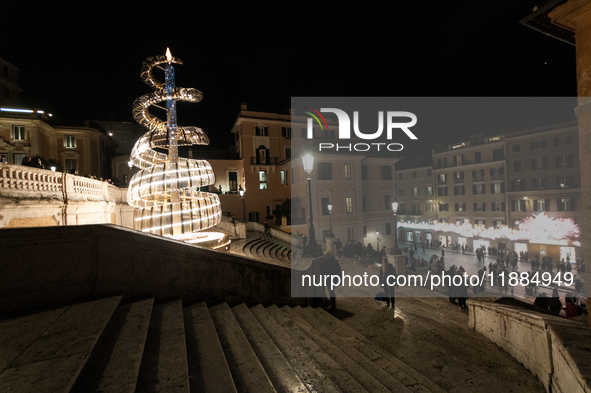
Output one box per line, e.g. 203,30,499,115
431,134,507,248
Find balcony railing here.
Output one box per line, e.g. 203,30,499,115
250,157,279,165
0,164,126,203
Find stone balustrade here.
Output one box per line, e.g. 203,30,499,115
0,163,126,203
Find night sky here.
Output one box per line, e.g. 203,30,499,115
1,1,577,152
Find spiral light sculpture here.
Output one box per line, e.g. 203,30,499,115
127,49,227,249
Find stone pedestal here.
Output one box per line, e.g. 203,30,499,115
387,254,406,275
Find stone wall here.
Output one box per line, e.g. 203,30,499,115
467,298,591,393
0,224,301,315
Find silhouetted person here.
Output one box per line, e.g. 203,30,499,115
321,249,342,311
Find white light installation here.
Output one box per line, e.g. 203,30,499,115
398,213,580,245
127,49,224,244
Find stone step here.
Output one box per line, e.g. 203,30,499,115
242,236,263,259
311,307,446,393
0,295,122,393
280,306,390,393
184,302,237,393
136,300,190,392
250,305,342,393
231,304,308,393
292,306,412,392
229,238,249,256
70,297,154,393
265,304,368,392
208,303,276,393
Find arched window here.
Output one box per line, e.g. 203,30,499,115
256,145,269,164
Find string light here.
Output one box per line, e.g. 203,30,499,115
127,50,223,243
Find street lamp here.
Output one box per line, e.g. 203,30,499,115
239,185,245,222
392,201,399,254
327,202,333,238
302,154,321,256
376,229,380,256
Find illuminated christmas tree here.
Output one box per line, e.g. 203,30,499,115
127,49,228,249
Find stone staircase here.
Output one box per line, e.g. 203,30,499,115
231,232,291,267
0,296,443,392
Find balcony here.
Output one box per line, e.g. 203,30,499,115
250,157,279,165
409,210,421,216
454,178,464,183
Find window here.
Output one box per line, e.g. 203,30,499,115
511,179,525,191
266,206,273,218
426,186,433,195
229,171,238,191
532,157,547,170
475,220,486,227
439,203,449,212
530,140,547,150
492,148,504,161
512,144,521,152
532,178,548,190
513,161,521,173
385,223,392,235
345,197,353,214
281,171,285,184
12,125,25,140
398,188,405,197
438,186,448,196
321,198,331,215
534,199,549,212
255,126,268,136
557,175,573,189
426,169,432,177
411,203,420,214
347,228,354,241
512,200,526,212
436,158,447,168
14,153,26,165
413,187,418,196
426,202,434,211
474,152,482,163
555,154,574,168
491,202,505,212
490,183,505,194
256,145,268,164
281,127,291,138
384,195,391,210
472,169,485,181
437,173,447,184
249,211,260,222
381,166,392,180
557,198,574,211
490,167,504,179
412,171,417,178
453,155,464,166
472,184,486,194
259,171,268,190
474,203,486,212
362,196,366,212
65,159,77,173
453,172,464,182
285,148,291,160
361,165,368,180
454,185,465,195
554,136,572,146
344,163,352,180
455,203,466,212
0,153,7,163
494,221,504,228
318,162,332,180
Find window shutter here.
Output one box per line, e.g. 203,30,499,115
490,168,494,177
461,154,465,164
490,184,494,193
265,149,270,164
474,203,477,211
557,198,562,211
543,158,547,170
472,185,477,194
555,156,560,168
501,183,505,193
571,199,575,211
532,159,536,170
568,154,574,167
502,202,505,212
545,199,550,210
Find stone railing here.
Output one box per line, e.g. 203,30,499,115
247,221,293,246
0,164,126,203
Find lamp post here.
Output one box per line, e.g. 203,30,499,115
392,201,399,254
239,185,245,222
302,153,320,256
328,202,333,238
376,229,380,255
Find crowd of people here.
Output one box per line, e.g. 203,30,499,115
18,156,116,185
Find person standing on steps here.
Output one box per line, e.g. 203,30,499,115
379,257,397,309
321,249,342,312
